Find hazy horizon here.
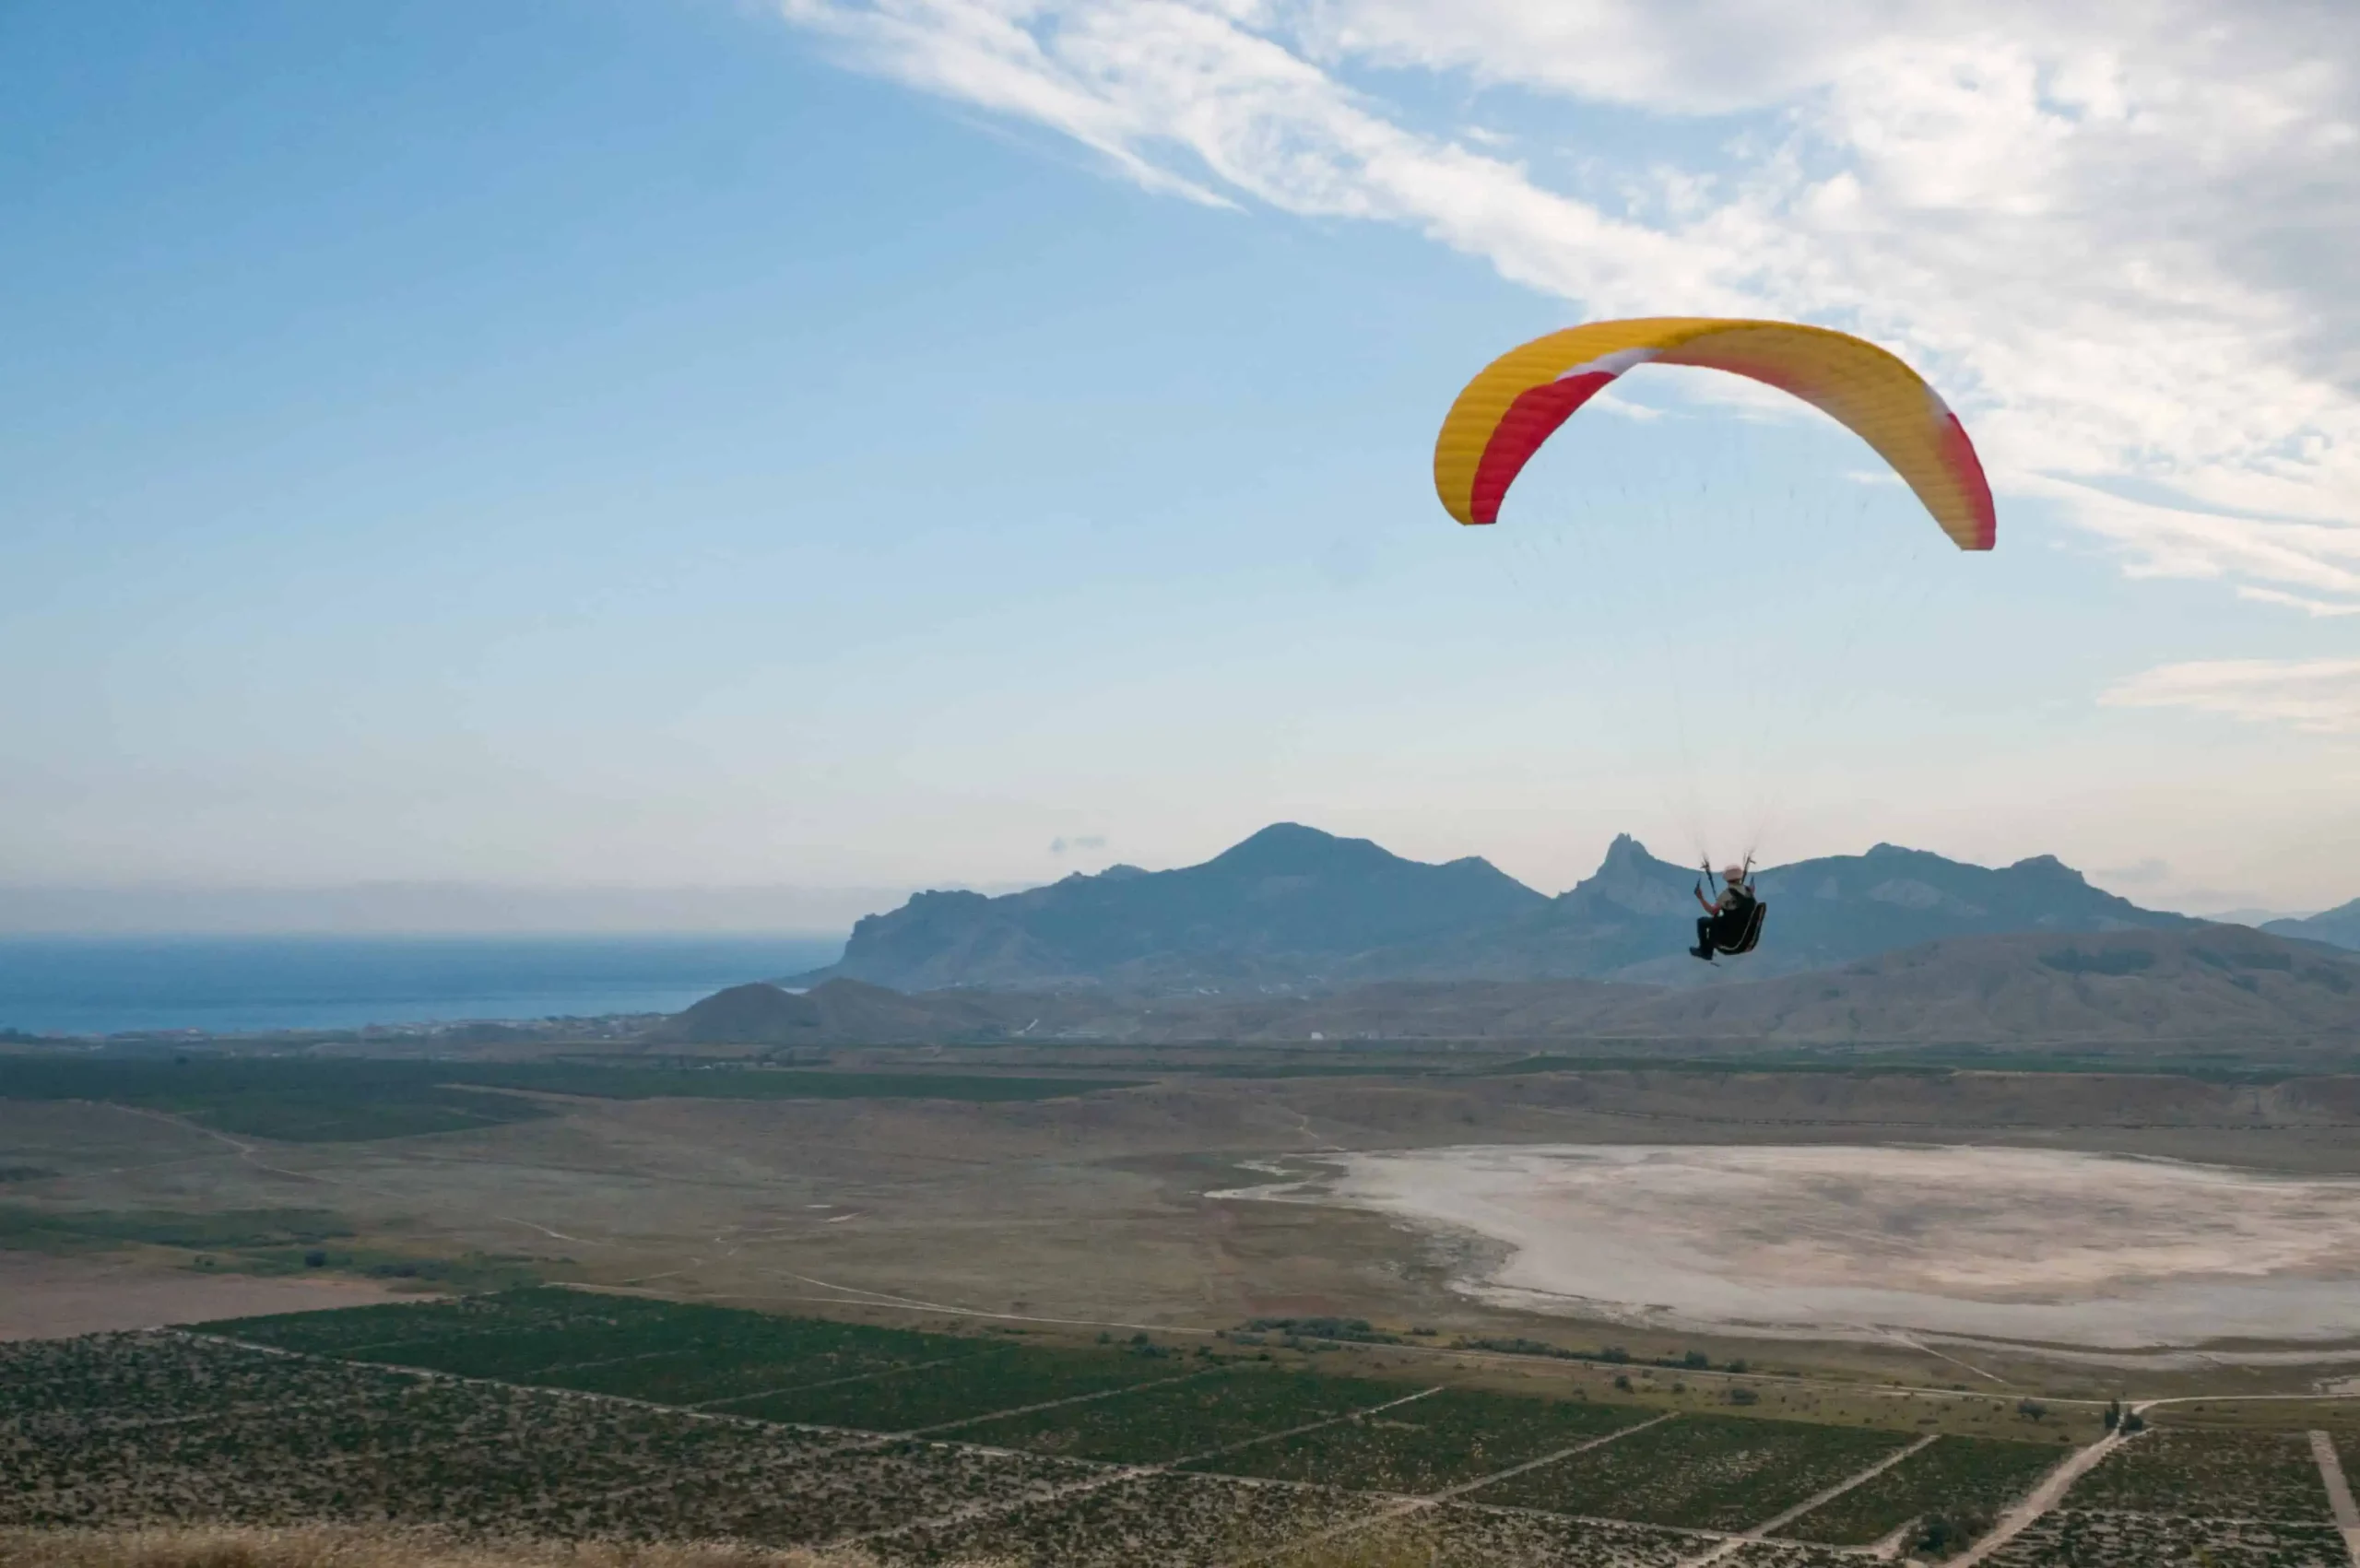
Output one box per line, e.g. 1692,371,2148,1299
0,822,2324,936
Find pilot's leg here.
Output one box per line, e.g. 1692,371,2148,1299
1693,917,1717,960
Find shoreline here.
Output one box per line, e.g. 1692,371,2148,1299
1215,1141,2360,1359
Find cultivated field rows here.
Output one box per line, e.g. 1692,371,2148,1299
2064,1428,2332,1518
1977,1509,2353,1567
5,1291,2354,1565
1774,1435,2063,1546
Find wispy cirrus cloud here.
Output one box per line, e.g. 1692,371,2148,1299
2102,657,2360,734
776,0,2360,621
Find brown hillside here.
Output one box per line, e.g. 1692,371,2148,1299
982,925,2360,1046
653,979,1013,1046
652,925,2360,1051
1609,924,2360,1043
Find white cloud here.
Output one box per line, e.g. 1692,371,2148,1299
775,0,2360,607
2238,585,2360,618
2101,657,2360,734
2015,471,2360,607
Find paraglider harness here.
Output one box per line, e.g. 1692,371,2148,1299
1693,856,1766,959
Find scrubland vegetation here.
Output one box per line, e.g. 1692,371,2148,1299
1468,1412,1910,1530
2066,1427,2331,1517
1772,1434,2058,1545
4,1288,2354,1566
1979,1510,2350,1566
0,1528,937,1568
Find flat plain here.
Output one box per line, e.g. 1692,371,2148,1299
8,1054,2360,1562
9,1055,2360,1390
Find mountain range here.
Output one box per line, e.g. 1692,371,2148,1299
790,823,2202,992
2266,898,2360,951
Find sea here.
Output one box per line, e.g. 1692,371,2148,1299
0,935,844,1038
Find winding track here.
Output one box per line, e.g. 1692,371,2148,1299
2312,1430,2360,1566
1945,1408,2152,1568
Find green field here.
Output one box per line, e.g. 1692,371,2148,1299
444,1063,1146,1104
1777,1433,2060,1545
1469,1409,1914,1529
0,1057,1142,1141
0,1058,557,1140
220,1287,1008,1408
208,1285,639,1352
2065,1427,2332,1518
955,1367,1403,1465
1984,1510,2350,1567
0,1204,349,1255
726,1341,1195,1432
1197,1385,1650,1491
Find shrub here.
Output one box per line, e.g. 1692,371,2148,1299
1916,1510,1994,1558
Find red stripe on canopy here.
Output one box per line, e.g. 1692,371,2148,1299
1939,411,1998,549
1469,371,1617,525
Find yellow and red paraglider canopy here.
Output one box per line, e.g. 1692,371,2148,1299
1434,317,1996,550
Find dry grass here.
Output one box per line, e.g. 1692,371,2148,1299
0,1527,994,1568
1264,1525,1439,1567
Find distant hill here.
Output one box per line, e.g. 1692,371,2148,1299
796,823,2196,991
2265,898,2360,951
672,924,2360,1050
795,823,1546,990
650,978,1013,1046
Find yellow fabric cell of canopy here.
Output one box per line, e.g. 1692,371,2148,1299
1433,317,1996,550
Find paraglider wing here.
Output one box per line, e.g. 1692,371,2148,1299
1432,317,1996,549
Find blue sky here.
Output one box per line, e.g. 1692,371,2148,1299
4,0,2355,929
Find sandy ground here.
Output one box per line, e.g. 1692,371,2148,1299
0,1254,418,1341
1222,1143,2360,1350
9,1073,2360,1382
